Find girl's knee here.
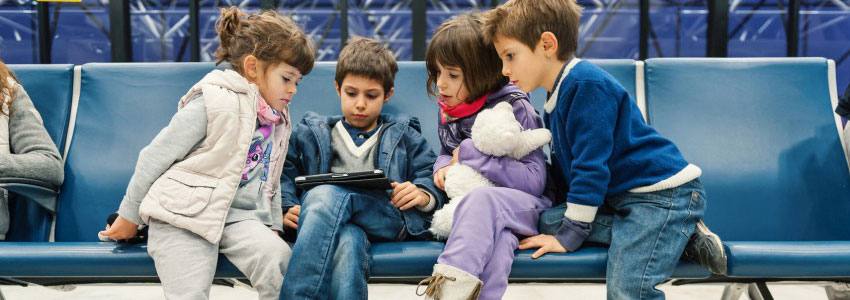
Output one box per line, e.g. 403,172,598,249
254,238,291,263
456,187,506,211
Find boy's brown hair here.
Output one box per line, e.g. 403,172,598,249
0,61,17,115
426,13,507,102
482,0,583,61
335,37,398,94
215,6,315,76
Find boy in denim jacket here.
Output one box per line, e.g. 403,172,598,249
280,38,445,300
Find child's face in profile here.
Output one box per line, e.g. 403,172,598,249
256,61,302,112
493,34,549,93
336,75,393,131
434,62,470,106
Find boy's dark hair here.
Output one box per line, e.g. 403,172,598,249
335,37,398,94
426,13,508,102
215,6,315,75
482,0,583,61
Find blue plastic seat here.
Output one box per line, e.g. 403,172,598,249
369,242,707,280
645,57,850,278
0,242,242,277
55,62,213,242
35,62,246,278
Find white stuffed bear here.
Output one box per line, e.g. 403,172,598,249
430,102,551,240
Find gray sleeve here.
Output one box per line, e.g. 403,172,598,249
117,98,207,225
0,84,64,187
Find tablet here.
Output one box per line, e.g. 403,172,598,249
294,170,392,190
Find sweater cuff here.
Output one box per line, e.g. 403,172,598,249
564,202,599,223
117,195,144,226
416,189,436,212
555,217,591,251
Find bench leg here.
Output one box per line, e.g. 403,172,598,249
747,282,774,300
0,287,5,300
721,283,748,300
826,283,850,300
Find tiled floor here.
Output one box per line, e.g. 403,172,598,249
0,282,831,299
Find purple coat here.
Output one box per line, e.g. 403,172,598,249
434,84,547,197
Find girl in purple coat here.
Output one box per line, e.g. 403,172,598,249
416,14,550,300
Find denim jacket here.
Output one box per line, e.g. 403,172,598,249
282,112,446,239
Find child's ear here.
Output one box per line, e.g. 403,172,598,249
384,87,395,103
243,55,259,81
334,81,341,97
539,32,559,59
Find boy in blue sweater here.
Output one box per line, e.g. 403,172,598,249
483,1,725,299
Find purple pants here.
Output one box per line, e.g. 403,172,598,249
437,187,551,300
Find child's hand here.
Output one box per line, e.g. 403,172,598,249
283,205,300,230
99,216,139,241
390,181,429,210
434,166,449,190
450,147,460,165
518,234,567,259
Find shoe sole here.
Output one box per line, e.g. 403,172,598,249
695,221,728,275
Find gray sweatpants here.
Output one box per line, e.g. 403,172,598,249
147,219,291,300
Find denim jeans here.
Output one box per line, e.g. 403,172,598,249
280,185,406,300
539,179,707,300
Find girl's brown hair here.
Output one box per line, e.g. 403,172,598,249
0,60,17,116
425,13,507,103
215,7,315,76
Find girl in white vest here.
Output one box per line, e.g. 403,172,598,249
99,7,315,300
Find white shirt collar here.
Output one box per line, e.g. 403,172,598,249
544,58,582,114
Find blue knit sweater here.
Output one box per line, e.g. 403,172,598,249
545,59,690,223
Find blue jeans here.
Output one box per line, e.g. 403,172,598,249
280,185,405,300
539,179,707,300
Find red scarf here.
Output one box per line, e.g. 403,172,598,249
438,93,488,124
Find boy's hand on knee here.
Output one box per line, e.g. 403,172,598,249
283,205,300,230
390,181,429,210
99,216,139,241
519,234,567,259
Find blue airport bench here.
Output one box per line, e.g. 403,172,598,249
1,65,74,242
645,57,850,297
2,60,707,283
